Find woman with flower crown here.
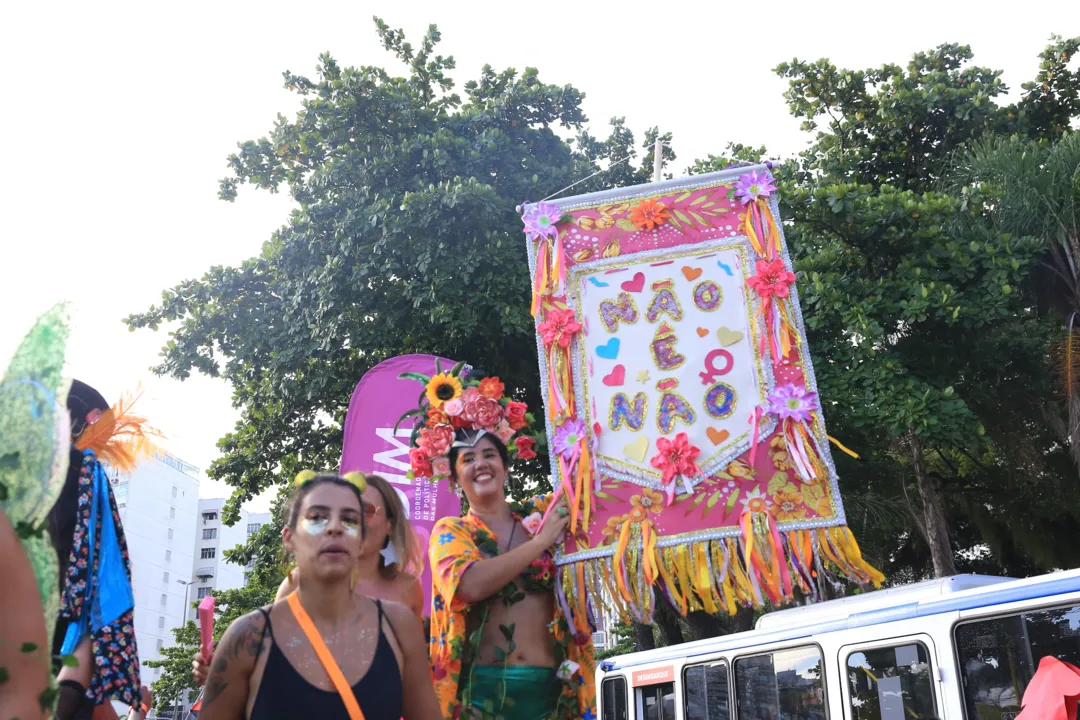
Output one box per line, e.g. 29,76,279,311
403,364,596,720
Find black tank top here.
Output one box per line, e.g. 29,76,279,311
250,599,403,720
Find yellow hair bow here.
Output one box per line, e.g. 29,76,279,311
293,469,367,492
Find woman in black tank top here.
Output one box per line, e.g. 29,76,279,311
196,473,441,720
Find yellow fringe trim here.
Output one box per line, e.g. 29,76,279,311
562,523,883,623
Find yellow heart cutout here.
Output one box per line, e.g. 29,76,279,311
623,436,650,463
716,326,744,347
706,427,730,446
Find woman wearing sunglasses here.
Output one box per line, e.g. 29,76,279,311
196,471,439,720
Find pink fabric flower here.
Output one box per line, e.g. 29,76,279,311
746,258,796,299
521,512,543,535
649,432,701,485
418,424,454,457
734,169,776,205
431,456,451,478
494,420,516,445
459,387,483,424
766,383,819,423
537,307,581,349
443,397,464,417
473,398,504,431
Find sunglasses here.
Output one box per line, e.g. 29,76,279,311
363,504,392,521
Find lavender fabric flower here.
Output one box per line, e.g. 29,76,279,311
522,201,563,241
552,418,586,459
734,170,776,205
766,383,818,422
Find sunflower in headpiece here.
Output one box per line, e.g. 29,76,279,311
425,372,463,409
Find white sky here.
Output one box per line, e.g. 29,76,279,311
2,1,1077,511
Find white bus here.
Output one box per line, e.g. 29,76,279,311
595,568,1080,720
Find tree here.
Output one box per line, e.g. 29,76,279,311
125,18,670,523
764,37,1080,577
596,620,635,661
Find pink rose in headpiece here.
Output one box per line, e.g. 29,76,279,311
459,387,483,424
444,397,464,417
431,456,451,478
409,448,433,478
505,401,529,431
494,420,516,445
473,398,504,432
418,424,454,457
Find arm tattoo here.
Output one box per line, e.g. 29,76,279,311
201,611,268,707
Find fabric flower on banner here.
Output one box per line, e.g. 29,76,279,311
522,201,563,242
763,382,826,484
766,384,818,422
734,170,776,205
746,259,795,299
538,306,581,349
630,199,671,230
650,432,701,504
741,487,771,514
553,418,587,460
425,372,463,409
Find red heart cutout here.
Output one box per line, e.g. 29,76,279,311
602,364,626,386
620,272,645,293
594,422,603,436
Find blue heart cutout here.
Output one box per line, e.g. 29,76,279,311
595,338,621,360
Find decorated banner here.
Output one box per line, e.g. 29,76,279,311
340,354,462,616
521,165,882,623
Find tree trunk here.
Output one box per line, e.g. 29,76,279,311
909,429,957,577
654,596,685,646
685,611,723,641
633,622,655,652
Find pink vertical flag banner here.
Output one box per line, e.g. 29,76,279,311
340,354,462,616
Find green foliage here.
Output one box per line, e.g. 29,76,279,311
596,620,635,661
126,18,667,522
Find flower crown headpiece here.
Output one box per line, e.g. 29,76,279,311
395,360,541,482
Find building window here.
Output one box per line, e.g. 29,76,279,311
203,528,217,540
203,512,218,522
247,523,262,536
165,549,172,563
734,646,826,719
169,507,176,519
167,528,174,541
160,593,167,608
162,571,169,584
244,572,252,586
201,547,216,559
158,616,165,630
156,639,163,651
197,587,212,599
171,486,177,498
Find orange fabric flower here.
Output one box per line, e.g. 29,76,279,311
478,376,505,400
629,199,671,230
426,407,450,428
772,488,806,522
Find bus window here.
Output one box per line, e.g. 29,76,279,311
640,682,676,720
846,642,937,720
734,646,826,720
684,661,731,720
955,603,1080,719
602,676,628,720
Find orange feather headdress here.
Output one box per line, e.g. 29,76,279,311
74,388,161,472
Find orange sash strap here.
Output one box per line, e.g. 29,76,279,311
286,592,367,720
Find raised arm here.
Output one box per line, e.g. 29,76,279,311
385,602,442,720
197,610,268,720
